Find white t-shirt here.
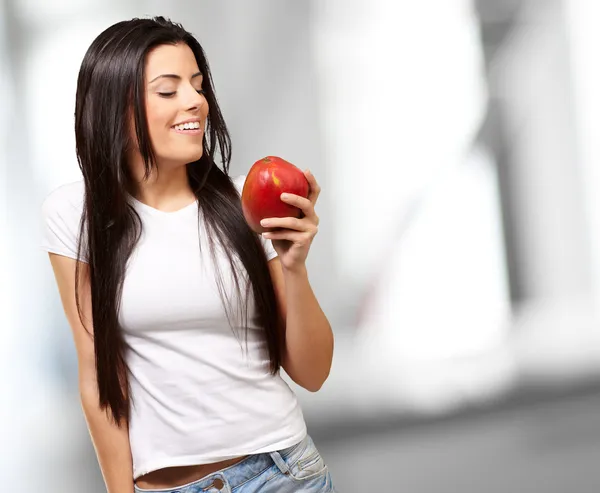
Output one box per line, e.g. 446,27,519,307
40,175,307,479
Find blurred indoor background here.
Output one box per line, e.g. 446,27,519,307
2,0,600,491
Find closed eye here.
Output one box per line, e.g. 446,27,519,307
158,89,206,98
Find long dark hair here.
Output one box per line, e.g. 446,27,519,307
73,16,282,425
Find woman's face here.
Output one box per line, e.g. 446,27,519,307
137,43,209,168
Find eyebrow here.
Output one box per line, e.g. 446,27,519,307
149,71,203,83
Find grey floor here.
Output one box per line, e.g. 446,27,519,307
315,385,600,493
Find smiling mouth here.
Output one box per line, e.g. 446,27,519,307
172,121,203,131
172,128,203,135
171,125,204,137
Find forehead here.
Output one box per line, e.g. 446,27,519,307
145,44,201,80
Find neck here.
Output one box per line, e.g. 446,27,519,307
128,154,195,210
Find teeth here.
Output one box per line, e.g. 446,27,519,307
173,121,201,131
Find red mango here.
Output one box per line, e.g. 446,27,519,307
241,156,309,234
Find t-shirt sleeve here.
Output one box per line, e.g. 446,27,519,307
259,230,279,262
233,174,278,262
40,184,89,263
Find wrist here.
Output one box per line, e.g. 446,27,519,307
281,262,307,277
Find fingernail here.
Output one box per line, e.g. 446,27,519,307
260,219,269,226
281,193,289,199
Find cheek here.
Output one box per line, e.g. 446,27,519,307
146,104,173,145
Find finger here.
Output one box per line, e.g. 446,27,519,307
280,193,316,220
304,169,321,204
262,229,316,242
260,217,307,231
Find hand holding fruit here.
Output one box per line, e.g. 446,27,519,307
241,156,321,271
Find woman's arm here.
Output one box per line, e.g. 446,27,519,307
268,258,334,391
48,253,134,493
261,169,334,392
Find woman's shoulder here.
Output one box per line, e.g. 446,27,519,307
40,179,87,261
230,174,247,195
41,179,85,220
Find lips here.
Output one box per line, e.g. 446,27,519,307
171,127,203,135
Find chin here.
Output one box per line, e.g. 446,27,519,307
191,149,204,162
181,148,203,163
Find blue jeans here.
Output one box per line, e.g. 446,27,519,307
133,434,336,492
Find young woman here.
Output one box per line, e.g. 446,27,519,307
41,16,335,493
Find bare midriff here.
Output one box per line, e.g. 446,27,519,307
135,455,249,489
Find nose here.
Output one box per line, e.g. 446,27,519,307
184,85,206,112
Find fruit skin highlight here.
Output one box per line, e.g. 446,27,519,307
241,156,310,234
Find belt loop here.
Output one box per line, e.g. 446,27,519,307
269,450,291,475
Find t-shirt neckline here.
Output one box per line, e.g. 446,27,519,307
127,193,198,216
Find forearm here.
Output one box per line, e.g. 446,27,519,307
281,264,334,391
80,383,134,493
